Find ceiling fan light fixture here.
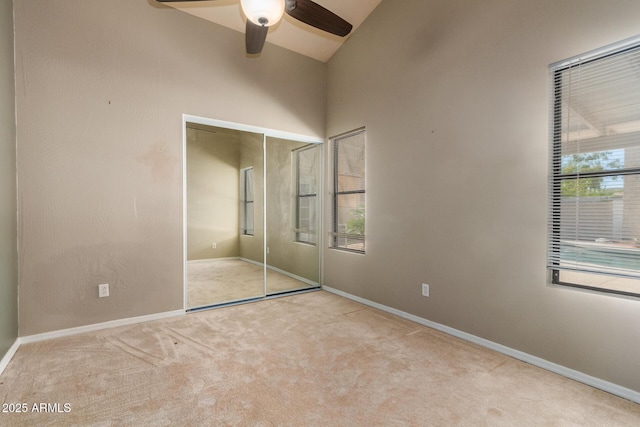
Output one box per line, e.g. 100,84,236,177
240,0,285,27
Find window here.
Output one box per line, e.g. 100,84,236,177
294,145,318,245
548,38,640,296
331,128,366,253
240,167,254,236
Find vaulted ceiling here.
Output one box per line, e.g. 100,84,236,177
160,0,382,62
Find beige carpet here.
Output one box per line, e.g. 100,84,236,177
187,259,315,308
1,291,639,426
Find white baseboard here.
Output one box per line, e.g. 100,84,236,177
266,264,318,287
239,257,263,267
1,310,184,376
19,309,185,345
0,338,20,376
187,257,240,264
322,285,640,404
239,257,319,287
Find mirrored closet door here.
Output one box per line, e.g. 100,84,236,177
265,137,321,296
186,123,265,309
185,123,321,310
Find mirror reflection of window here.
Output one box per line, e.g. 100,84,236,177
241,167,254,236
294,145,318,245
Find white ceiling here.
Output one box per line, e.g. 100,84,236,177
162,0,382,62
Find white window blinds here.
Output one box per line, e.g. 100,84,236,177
548,39,640,289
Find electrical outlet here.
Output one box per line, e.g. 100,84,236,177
421,283,430,297
98,283,109,298
211,243,217,249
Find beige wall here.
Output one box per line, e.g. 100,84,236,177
14,0,325,335
0,0,18,357
325,0,640,392
266,138,320,283
187,126,241,260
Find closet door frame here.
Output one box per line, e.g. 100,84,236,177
181,114,324,311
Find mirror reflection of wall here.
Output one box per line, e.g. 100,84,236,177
186,123,264,308
265,138,320,295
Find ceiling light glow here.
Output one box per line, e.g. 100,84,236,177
240,0,285,27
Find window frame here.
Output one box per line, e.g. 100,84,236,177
240,166,254,237
331,128,366,254
548,38,640,297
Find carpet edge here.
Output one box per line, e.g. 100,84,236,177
0,338,20,376
19,310,185,345
321,285,640,404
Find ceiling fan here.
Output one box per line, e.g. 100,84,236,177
156,0,353,55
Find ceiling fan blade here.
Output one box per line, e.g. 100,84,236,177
245,20,268,55
285,0,352,37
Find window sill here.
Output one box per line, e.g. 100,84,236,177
330,246,365,255
553,270,640,298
